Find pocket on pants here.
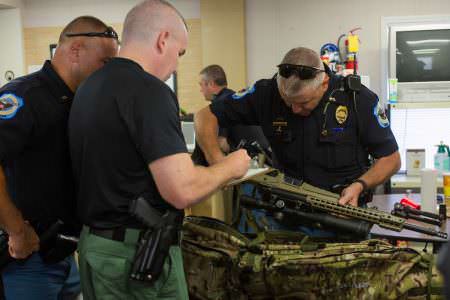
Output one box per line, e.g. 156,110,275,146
157,247,189,299
85,251,130,281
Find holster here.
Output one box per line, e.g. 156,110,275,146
36,221,80,264
129,197,183,284
0,220,77,269
39,235,78,264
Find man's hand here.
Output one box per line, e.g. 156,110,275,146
223,149,251,179
338,182,364,207
8,221,39,259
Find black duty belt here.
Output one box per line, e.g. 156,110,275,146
89,227,129,242
89,227,181,244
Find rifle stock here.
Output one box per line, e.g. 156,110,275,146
241,169,448,239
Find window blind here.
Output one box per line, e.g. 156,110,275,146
390,107,450,171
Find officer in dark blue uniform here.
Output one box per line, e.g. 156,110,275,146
193,64,269,165
0,16,118,300
195,47,400,211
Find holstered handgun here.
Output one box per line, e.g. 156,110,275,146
39,223,79,264
129,197,182,284
0,220,65,270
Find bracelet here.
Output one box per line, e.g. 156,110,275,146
353,179,368,192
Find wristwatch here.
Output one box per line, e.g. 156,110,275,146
353,179,368,192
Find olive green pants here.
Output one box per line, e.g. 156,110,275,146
78,226,188,300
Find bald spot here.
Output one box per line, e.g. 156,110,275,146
121,0,187,47
281,47,323,70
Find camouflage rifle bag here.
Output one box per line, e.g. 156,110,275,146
181,216,443,300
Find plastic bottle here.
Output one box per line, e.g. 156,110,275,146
434,141,450,175
388,78,398,103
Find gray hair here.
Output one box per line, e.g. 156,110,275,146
276,47,325,98
121,0,186,46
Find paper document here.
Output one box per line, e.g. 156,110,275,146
226,167,270,186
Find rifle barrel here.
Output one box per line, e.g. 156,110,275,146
403,223,448,239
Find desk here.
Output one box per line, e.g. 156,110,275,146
369,194,448,252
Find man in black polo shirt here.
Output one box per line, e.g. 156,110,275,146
69,1,250,299
195,47,400,232
0,16,118,299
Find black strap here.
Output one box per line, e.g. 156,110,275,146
89,227,127,242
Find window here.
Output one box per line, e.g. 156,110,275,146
390,103,450,171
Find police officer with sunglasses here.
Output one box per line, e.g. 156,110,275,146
195,47,400,216
0,16,118,299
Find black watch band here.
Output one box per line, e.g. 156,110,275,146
353,179,368,192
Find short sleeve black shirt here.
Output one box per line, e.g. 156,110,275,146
210,75,398,190
0,61,76,224
69,58,187,229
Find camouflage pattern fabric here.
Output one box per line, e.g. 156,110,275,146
182,216,443,300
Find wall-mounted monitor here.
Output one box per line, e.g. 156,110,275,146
389,23,450,102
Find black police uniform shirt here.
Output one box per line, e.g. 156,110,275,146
219,88,270,151
0,61,77,225
192,87,269,166
209,74,398,191
69,57,187,229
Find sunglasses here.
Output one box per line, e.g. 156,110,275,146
65,26,119,41
277,64,325,80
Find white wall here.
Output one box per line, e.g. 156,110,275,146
22,0,200,27
0,8,25,86
0,0,22,8
245,0,450,97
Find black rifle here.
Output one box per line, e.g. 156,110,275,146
129,197,181,283
240,195,372,238
392,202,443,226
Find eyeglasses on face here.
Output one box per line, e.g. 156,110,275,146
65,26,119,41
277,64,325,80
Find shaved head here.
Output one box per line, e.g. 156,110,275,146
119,0,188,81
121,0,187,47
58,16,110,44
52,16,119,92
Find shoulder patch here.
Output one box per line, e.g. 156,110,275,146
0,93,24,120
373,100,389,128
231,85,256,100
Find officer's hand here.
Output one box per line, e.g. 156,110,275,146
225,149,251,179
8,221,40,259
338,182,363,207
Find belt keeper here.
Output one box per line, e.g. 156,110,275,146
124,228,142,245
